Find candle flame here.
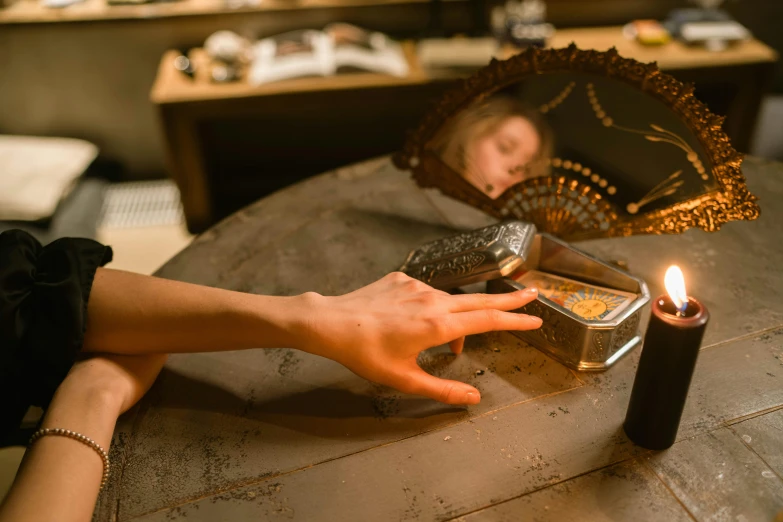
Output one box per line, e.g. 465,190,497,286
664,265,688,313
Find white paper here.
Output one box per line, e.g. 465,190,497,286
0,135,98,221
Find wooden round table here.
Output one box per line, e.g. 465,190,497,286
97,157,783,522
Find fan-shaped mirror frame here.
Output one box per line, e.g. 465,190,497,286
393,44,760,240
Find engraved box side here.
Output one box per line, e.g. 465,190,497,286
400,221,537,289
486,233,650,371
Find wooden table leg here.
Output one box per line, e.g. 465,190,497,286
158,105,213,234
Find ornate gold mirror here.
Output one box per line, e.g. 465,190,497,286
393,45,760,241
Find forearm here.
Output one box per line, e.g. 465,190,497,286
0,380,120,522
83,268,307,355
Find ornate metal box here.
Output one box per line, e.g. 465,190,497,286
401,221,650,371
399,221,537,289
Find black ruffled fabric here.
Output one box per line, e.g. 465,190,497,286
0,230,112,443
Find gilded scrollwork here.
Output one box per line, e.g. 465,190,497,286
493,175,619,238
393,45,760,241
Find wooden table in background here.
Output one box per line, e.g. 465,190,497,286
95,155,783,521
151,27,777,233
152,43,456,233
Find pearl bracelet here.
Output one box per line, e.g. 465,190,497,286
29,428,110,490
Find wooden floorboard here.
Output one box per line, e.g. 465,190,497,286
730,409,783,480
646,427,783,521
129,330,783,521
453,458,694,522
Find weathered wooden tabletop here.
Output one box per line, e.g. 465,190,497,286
97,156,783,522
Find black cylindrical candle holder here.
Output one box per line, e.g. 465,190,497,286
623,295,710,450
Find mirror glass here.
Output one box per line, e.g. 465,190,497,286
425,72,716,218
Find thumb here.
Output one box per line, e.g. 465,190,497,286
395,365,481,405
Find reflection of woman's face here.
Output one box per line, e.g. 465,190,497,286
464,116,541,199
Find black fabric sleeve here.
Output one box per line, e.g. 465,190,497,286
0,230,113,443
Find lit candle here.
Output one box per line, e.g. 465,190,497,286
623,265,710,450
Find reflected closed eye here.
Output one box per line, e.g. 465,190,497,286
496,139,516,155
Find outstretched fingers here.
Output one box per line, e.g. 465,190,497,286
394,365,481,405
449,308,543,339
445,288,539,313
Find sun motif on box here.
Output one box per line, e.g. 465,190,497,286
564,288,629,319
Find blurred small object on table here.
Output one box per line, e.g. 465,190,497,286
173,50,196,80
210,63,240,83
204,30,252,64
664,0,752,52
679,20,751,52
623,20,671,46
204,30,252,83
491,0,554,49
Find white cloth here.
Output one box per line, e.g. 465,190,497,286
0,135,98,221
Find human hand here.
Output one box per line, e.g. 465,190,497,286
294,272,541,406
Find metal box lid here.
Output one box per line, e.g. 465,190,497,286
400,221,537,290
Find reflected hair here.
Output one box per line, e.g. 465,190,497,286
430,95,554,182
